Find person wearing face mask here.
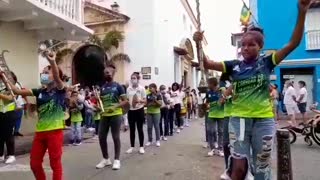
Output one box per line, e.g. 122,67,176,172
159,85,171,141
8,51,66,180
125,72,146,154
95,63,128,170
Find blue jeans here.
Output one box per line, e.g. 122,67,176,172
205,112,208,142
14,109,24,133
228,117,275,180
223,117,230,169
146,114,160,142
207,118,223,150
71,122,82,142
85,112,93,128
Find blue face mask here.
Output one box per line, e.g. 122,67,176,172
40,74,53,85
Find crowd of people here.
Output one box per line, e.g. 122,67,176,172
0,0,313,180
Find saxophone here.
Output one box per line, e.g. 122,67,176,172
92,86,104,113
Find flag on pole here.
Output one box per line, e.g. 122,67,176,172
240,4,251,26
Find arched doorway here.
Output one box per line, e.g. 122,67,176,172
72,44,107,87
179,38,195,87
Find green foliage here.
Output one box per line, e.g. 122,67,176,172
88,30,124,51
110,53,131,63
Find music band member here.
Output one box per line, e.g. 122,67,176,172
8,51,66,180
95,63,128,170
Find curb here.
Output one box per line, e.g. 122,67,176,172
15,128,94,156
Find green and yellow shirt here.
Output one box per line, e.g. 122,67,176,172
146,93,162,114
206,89,224,119
32,88,66,132
100,82,125,117
222,53,277,118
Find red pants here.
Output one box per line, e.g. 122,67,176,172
30,130,63,180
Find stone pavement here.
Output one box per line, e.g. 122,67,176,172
2,117,320,180
1,119,224,180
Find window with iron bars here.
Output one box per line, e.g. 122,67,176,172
305,7,320,50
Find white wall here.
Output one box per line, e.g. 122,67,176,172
0,22,39,88
119,0,156,86
152,0,198,88
91,0,200,88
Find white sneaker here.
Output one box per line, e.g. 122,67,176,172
202,143,209,148
139,147,145,154
145,142,151,147
126,147,134,154
176,129,181,133
245,172,254,180
5,156,16,164
207,150,214,156
185,123,190,127
163,137,168,141
112,160,121,170
216,150,224,157
220,171,231,180
156,141,161,147
180,126,184,130
96,158,112,169
214,142,218,149
160,136,164,140
0,155,5,162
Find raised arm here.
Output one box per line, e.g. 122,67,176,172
274,0,312,64
193,31,225,72
44,51,64,90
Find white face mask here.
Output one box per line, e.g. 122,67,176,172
131,79,138,85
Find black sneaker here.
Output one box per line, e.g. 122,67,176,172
14,132,24,137
69,140,75,146
74,140,82,146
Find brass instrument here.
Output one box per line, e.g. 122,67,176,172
0,50,17,104
92,85,104,113
38,40,67,56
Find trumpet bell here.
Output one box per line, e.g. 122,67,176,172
72,45,106,87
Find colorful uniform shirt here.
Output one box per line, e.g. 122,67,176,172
70,102,83,123
94,112,101,121
220,81,232,117
0,90,15,113
222,53,277,118
146,93,162,114
180,97,188,115
100,82,125,117
32,88,66,132
206,89,224,118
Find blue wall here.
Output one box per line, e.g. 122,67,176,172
250,0,320,105
252,0,320,59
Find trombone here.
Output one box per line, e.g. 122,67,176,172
92,85,104,113
0,50,17,104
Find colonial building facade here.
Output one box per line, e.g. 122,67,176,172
89,0,209,88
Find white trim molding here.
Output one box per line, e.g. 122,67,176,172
278,58,320,66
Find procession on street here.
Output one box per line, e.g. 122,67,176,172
0,0,320,180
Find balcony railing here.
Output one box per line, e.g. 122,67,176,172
305,30,320,50
34,0,82,22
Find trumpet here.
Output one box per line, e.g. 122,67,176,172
0,50,17,104
92,85,104,113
